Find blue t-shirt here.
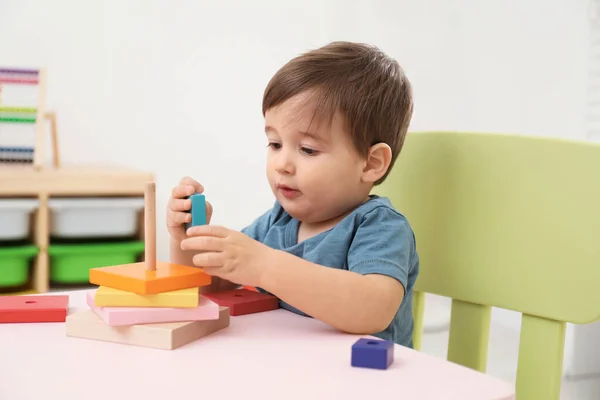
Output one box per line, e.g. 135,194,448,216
241,195,419,348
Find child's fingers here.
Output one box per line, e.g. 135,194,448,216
191,251,224,268
171,184,195,199
166,210,191,227
206,201,213,222
186,224,229,238
180,235,224,253
179,176,204,194
168,197,191,212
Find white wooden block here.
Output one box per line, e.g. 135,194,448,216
65,306,230,350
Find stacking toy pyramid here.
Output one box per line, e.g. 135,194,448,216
65,182,230,350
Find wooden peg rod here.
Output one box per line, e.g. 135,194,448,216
145,181,156,271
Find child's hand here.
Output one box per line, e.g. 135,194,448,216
166,176,213,243
180,225,274,287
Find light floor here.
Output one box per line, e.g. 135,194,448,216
420,324,600,400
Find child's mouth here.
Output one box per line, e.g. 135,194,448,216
277,184,300,199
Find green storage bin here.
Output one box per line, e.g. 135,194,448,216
0,245,38,287
48,241,145,283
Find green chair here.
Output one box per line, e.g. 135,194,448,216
373,131,600,400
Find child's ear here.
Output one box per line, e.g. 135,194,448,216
362,143,392,183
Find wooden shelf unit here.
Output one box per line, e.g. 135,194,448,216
0,165,154,293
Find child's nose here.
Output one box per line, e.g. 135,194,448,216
274,152,295,175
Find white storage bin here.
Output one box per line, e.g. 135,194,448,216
48,197,144,238
0,198,39,240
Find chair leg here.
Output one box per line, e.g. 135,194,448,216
412,290,425,351
516,314,565,400
447,299,491,372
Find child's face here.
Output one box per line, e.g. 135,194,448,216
264,91,370,223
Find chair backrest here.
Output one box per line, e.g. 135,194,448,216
373,131,600,400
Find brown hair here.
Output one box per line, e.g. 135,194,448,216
262,41,413,184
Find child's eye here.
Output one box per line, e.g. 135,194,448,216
267,142,281,150
301,147,319,156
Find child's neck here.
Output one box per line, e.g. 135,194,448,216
297,195,372,242
297,215,344,243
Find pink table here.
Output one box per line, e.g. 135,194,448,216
0,290,514,400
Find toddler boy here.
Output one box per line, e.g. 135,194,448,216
167,41,419,347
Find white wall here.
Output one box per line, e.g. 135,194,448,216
1,0,589,255
1,0,595,374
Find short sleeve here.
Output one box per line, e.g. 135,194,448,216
240,201,283,243
347,207,415,290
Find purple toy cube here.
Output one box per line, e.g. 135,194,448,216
351,338,394,370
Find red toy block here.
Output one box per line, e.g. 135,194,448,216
203,289,278,316
0,295,69,323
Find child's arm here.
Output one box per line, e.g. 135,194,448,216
180,204,412,334
260,208,413,335
261,251,405,334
